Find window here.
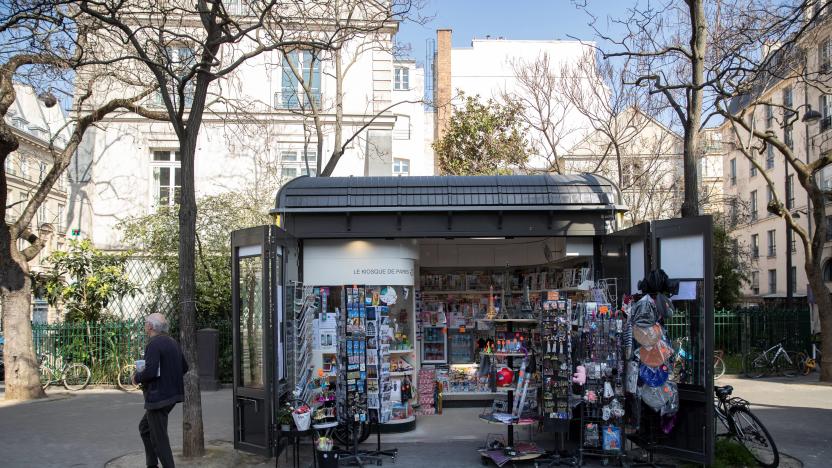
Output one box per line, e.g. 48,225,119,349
394,67,410,90
278,50,320,109
301,167,316,177
785,125,794,149
768,269,777,294
750,157,757,177
19,155,27,179
4,154,14,176
150,150,181,208
37,204,46,224
767,229,776,257
17,192,26,217
392,158,410,176
751,271,760,295
750,190,758,220
821,37,832,72
56,203,64,233
393,115,411,140
154,47,195,108
729,198,739,224
825,260,832,282
281,151,298,162
281,167,297,178
752,234,760,258
827,215,832,241
766,103,774,128
729,158,736,185
11,116,28,130
820,94,832,131
766,144,775,169
766,186,775,215
783,86,794,110
39,161,46,182
787,174,795,209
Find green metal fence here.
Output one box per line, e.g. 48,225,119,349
32,321,146,385
32,318,234,385
665,307,812,355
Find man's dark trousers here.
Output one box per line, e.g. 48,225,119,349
139,403,176,468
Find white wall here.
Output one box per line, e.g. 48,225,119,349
449,39,598,167
391,60,432,176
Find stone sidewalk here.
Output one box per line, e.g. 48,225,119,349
0,375,829,467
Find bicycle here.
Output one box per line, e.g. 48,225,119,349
714,385,778,467
744,342,801,378
39,353,91,391
673,337,727,380
714,349,726,379
105,335,140,391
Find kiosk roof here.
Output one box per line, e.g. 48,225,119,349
273,174,625,214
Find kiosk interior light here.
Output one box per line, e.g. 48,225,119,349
470,237,506,240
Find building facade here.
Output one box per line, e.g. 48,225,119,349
70,19,431,251
566,107,684,226
719,80,811,302
432,30,598,172
3,85,71,323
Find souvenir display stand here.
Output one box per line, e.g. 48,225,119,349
366,300,399,462
337,286,381,467
575,300,626,465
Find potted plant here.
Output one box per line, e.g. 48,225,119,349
278,404,293,432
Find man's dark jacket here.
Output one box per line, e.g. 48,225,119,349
135,334,189,410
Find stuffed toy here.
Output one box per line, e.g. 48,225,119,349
572,365,587,385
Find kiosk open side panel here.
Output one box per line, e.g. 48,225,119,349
232,225,295,457
648,216,715,465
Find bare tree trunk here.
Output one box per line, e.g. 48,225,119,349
1,246,45,400
178,128,204,457
681,0,706,217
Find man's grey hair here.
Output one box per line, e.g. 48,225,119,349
146,313,169,334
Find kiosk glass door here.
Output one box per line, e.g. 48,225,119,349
232,225,286,457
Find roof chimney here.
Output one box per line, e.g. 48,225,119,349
434,29,453,175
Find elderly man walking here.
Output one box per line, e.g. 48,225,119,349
134,313,188,468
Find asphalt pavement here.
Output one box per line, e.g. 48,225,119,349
0,374,829,468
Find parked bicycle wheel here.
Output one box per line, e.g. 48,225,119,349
332,422,370,445
39,364,53,390
118,364,140,391
714,355,726,380
744,350,766,378
62,363,91,391
729,405,779,468
774,352,798,377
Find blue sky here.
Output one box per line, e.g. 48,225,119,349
396,0,635,65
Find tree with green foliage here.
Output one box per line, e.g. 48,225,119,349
713,222,751,309
37,239,137,323
120,192,271,323
433,92,531,175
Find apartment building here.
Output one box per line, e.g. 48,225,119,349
3,85,71,323
720,72,812,302
70,11,430,251
566,107,684,226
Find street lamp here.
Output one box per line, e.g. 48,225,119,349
802,105,822,124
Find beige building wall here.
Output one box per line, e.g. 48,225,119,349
720,78,811,301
